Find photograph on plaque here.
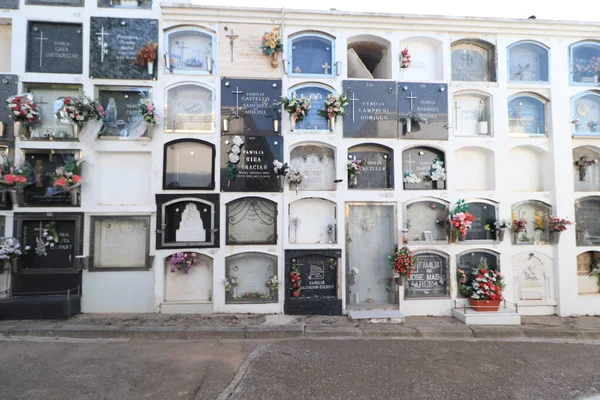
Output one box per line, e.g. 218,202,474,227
289,34,335,77
89,17,158,80
163,139,215,190
347,144,393,189
166,28,214,73
225,253,278,303
571,42,600,84
22,150,79,207
96,87,151,139
508,95,546,135
226,197,277,245
341,80,397,138
289,84,333,131
221,78,281,136
0,75,18,141
290,144,336,191
508,41,549,82
165,83,214,133
398,82,449,140
25,83,81,140
405,250,449,299
26,22,83,74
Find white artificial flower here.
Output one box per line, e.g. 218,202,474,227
232,136,244,146
230,145,241,155
228,153,240,163
273,160,283,169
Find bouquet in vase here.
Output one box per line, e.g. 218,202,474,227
317,93,349,120
286,168,304,191
51,156,83,192
260,27,283,56
0,157,33,191
0,237,30,260
448,199,475,240
5,93,41,126
280,96,311,127
548,216,572,232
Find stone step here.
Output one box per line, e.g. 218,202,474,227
348,309,405,320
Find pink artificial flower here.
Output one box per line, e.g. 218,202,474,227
71,175,81,184
54,177,68,187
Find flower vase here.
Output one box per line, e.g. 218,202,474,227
349,175,358,188
69,188,79,206
328,117,336,132
290,116,296,132
289,183,298,194
9,189,21,206
498,229,506,242
534,229,543,244
469,298,500,312
14,121,29,139
147,61,154,75
348,274,356,287
477,121,489,135
401,229,409,244
551,231,561,245
205,55,213,73
449,231,458,244
72,123,81,138
273,119,279,134
433,180,445,190
512,231,520,244
270,52,279,68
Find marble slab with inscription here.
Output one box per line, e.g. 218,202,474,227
97,88,149,138
464,202,496,241
20,218,78,270
406,252,449,298
402,147,444,190
348,146,393,189
342,80,397,138
22,151,77,207
290,145,336,191
26,22,83,74
398,82,448,140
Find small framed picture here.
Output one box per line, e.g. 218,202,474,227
423,231,433,242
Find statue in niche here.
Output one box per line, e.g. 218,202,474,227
176,203,206,242
34,159,44,188
575,155,598,182
104,98,118,128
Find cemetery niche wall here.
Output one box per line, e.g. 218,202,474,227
95,87,152,139
288,84,333,132
463,200,498,241
347,144,394,190
576,251,600,294
573,146,600,192
163,139,215,190
398,36,443,82
0,75,18,142
24,83,81,140
576,197,600,246
288,198,336,244
451,39,496,82
347,35,391,79
404,199,448,244
342,80,397,138
164,253,213,307
511,200,552,245
402,146,446,190
165,27,214,74
508,41,549,83
453,91,493,137
571,41,600,85
165,83,214,133
284,249,342,315
512,252,555,304
290,144,336,191
226,197,277,245
155,194,220,249
571,92,600,136
405,250,449,299
26,22,83,75
508,145,549,192
98,0,152,8
508,94,547,136
225,253,278,304
457,250,499,297
453,147,495,191
398,82,449,140
288,32,335,78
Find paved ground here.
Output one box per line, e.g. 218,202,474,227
0,337,598,400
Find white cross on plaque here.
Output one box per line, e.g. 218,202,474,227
95,26,110,63
322,62,330,74
350,93,359,123
232,86,244,118
406,91,417,110
404,153,416,170
35,31,48,68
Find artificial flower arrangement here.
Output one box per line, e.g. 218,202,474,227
388,245,414,279
265,275,279,292
511,216,527,232
0,237,30,261
5,94,41,126
347,159,367,181
134,41,158,69
400,48,411,69
260,26,283,56
448,199,475,241
168,252,200,274
423,157,447,183
52,156,83,191
36,221,59,256
547,216,572,232
403,170,421,184
226,136,244,186
533,211,546,231
286,168,304,193
273,159,290,177
318,93,349,120
290,260,302,297
280,96,311,130
57,94,104,126
459,263,505,311
224,277,240,294
0,157,32,190
139,98,158,125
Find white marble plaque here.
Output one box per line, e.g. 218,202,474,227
165,84,214,133
227,198,276,244
290,145,336,191
93,218,147,268
165,256,212,302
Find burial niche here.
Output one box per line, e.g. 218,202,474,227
402,146,446,190
226,197,277,245
347,144,394,190
572,92,600,136
96,87,151,139
511,200,552,245
24,84,81,140
457,250,500,297
508,94,547,136
405,250,449,299
165,27,214,73
573,146,600,192
91,216,150,270
225,253,278,303
453,91,493,136
453,147,495,191
463,200,498,241
570,41,600,85
165,253,213,303
451,39,496,82
98,0,151,8
165,83,214,133
289,33,335,77
508,41,549,83
404,198,448,244
290,144,336,191
508,146,549,192
347,35,391,79
512,252,554,302
576,251,600,294
289,84,333,131
398,36,443,81
288,198,336,244
576,197,600,246
163,139,215,190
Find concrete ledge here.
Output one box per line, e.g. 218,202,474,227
305,326,361,337
361,325,419,338
578,330,600,341
523,328,581,340
417,327,474,339
123,326,185,340
470,326,524,339
245,325,304,339
180,325,246,340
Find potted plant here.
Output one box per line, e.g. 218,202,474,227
347,159,366,188
511,217,527,244
547,216,572,244
260,26,283,68
388,245,414,292
318,93,348,132
134,41,158,75
5,93,41,138
286,168,304,194
459,263,505,312
0,237,30,273
168,252,201,274
280,96,310,132
424,157,447,189
51,156,83,206
477,101,489,135
448,199,475,244
0,158,33,206
533,211,546,244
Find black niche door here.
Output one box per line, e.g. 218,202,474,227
464,202,497,241
457,250,500,296
163,139,215,190
23,151,78,207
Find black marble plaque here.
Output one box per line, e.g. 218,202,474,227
89,17,158,80
97,88,149,137
0,0,19,9
0,75,18,143
348,147,393,189
284,250,342,316
221,78,281,136
402,147,445,190
457,250,500,295
465,202,497,241
221,135,283,192
405,251,449,299
26,22,83,74
342,80,397,138
22,151,78,207
398,82,448,140
26,0,83,5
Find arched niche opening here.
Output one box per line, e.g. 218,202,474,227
453,91,493,137
163,139,215,190
570,41,600,85
289,32,335,77
226,197,277,245
507,41,549,83
572,91,600,136
451,39,496,82
347,34,392,79
290,143,336,191
454,147,495,191
512,252,554,302
463,199,499,241
511,200,552,244
164,253,213,302
508,93,548,136
288,83,334,132
508,146,550,192
347,144,394,190
403,198,449,244
164,82,214,133
164,26,215,74
225,252,278,303
402,146,446,190
457,249,500,297
576,251,600,294
576,196,600,246
289,198,336,244
573,146,600,192
398,36,443,81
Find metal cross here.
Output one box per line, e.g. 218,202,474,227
349,93,359,123
95,26,109,63
35,31,48,68
33,221,45,238
406,91,417,110
176,41,188,63
232,86,244,118
225,30,239,62
322,62,330,74
404,153,416,171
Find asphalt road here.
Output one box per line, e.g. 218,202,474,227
0,337,598,400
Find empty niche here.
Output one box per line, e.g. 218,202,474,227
508,93,548,136
454,147,495,191
165,253,213,302
290,144,336,191
347,144,394,189
576,197,600,246
97,152,152,205
573,146,600,192
508,146,549,192
571,91,600,136
289,198,336,244
451,39,496,82
507,41,549,83
511,200,552,244
225,253,278,303
347,34,391,79
576,251,600,294
570,41,600,85
404,198,449,243
512,252,554,302
402,146,446,190
453,91,493,136
289,83,333,131
399,36,443,81
226,197,277,245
